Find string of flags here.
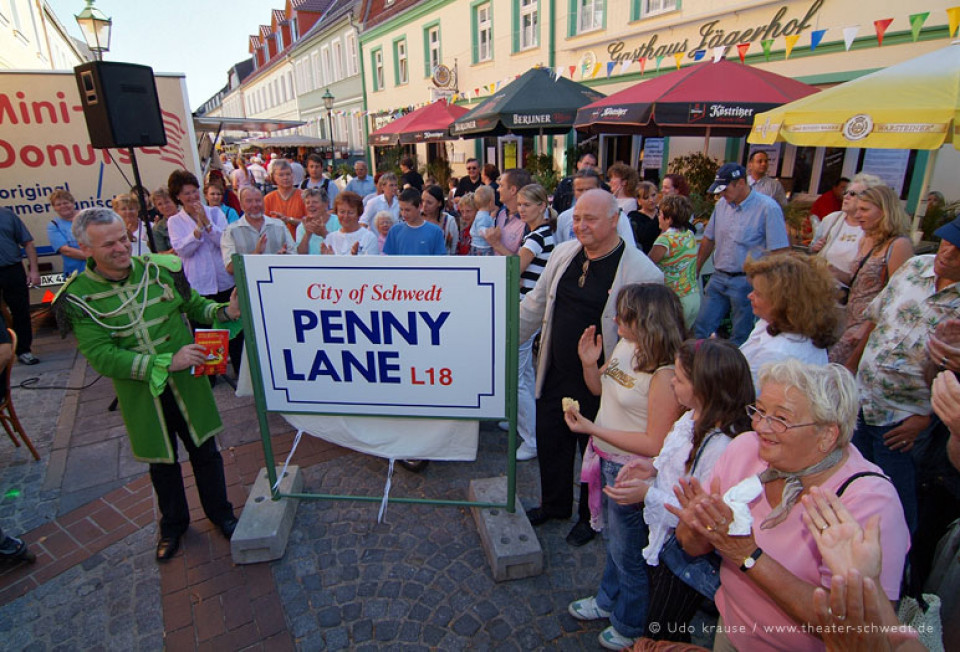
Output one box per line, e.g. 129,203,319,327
364,7,960,118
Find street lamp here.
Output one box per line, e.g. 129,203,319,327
322,88,335,153
75,0,112,61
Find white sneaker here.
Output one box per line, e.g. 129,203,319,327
598,626,637,650
568,596,610,621
516,443,537,461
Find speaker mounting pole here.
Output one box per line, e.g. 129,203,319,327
128,149,157,254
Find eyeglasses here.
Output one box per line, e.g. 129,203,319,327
578,259,589,288
843,190,860,197
745,405,818,434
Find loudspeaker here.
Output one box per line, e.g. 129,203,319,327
74,61,167,149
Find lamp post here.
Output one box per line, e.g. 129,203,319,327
75,0,112,61
322,88,335,157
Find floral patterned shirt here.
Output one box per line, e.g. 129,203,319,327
858,255,960,426
652,228,697,298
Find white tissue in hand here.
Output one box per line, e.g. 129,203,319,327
723,474,762,536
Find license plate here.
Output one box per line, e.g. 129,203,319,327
39,273,65,287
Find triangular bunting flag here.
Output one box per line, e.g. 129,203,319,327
692,50,705,61
809,29,826,52
784,34,800,59
591,62,602,78
761,39,774,61
655,55,664,72
673,52,684,70
638,57,647,75
495,80,502,91
909,12,929,41
874,18,893,46
842,25,860,51
736,42,750,63
948,6,960,37
606,61,616,77
569,65,576,78
42,290,55,304
713,46,726,63
620,60,632,75
474,88,480,97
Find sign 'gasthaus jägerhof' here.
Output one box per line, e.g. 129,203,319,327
240,256,508,419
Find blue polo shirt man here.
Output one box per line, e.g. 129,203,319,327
694,163,790,345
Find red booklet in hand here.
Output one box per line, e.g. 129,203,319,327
193,329,229,376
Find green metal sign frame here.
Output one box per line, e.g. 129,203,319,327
233,254,521,512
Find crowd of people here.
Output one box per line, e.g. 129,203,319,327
1,147,955,650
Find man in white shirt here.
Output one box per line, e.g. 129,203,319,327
555,169,637,248
221,187,296,275
360,172,400,226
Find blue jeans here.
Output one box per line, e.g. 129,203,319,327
693,272,755,346
852,411,917,533
594,458,650,638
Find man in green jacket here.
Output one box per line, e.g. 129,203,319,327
55,207,242,562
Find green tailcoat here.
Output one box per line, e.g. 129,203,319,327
58,255,231,463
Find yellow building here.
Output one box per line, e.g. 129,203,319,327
360,0,959,210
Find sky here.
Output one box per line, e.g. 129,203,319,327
47,0,274,112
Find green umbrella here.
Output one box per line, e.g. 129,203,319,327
450,67,604,138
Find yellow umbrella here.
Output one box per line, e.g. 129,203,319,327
749,42,960,150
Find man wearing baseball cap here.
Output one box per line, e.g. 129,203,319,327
694,162,790,345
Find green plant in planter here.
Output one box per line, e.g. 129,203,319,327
424,158,453,189
668,152,721,220
336,163,353,179
525,152,559,195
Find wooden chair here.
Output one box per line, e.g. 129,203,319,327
1,328,39,460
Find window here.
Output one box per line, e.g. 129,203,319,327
371,47,384,91
642,0,676,17
331,39,344,80
393,38,408,85
286,71,294,99
344,31,359,76
291,17,299,42
423,23,441,77
473,3,492,63
519,0,539,50
321,46,333,84
276,30,285,51
573,0,604,35
311,52,322,88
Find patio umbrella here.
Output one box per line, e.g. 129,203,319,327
574,59,819,151
749,42,960,231
369,99,468,146
450,67,604,138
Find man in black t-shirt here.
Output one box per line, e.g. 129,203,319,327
518,190,664,547
454,158,483,198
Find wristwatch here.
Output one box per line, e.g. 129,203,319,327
740,547,763,572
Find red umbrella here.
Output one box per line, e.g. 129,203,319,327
574,60,819,147
370,99,468,146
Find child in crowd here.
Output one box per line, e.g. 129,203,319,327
469,185,497,256
456,192,477,255
610,338,754,643
382,188,445,256
563,284,685,650
373,211,394,255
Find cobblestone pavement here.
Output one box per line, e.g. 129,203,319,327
275,426,615,650
0,527,162,651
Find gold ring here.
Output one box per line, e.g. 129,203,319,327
705,524,714,532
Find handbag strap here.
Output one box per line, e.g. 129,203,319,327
848,241,882,289
835,470,890,497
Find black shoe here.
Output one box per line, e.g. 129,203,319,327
566,520,596,547
526,507,563,527
0,536,35,563
156,534,181,561
218,517,239,540
398,459,430,473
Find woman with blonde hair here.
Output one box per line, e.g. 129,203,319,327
829,185,913,367
606,163,639,213
740,252,841,389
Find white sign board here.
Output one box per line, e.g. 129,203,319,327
642,138,664,170
862,149,910,196
241,256,508,419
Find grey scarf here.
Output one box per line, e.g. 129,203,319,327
758,448,843,529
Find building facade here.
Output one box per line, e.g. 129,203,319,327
0,0,89,71
359,0,959,210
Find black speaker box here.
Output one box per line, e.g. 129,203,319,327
74,61,167,149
